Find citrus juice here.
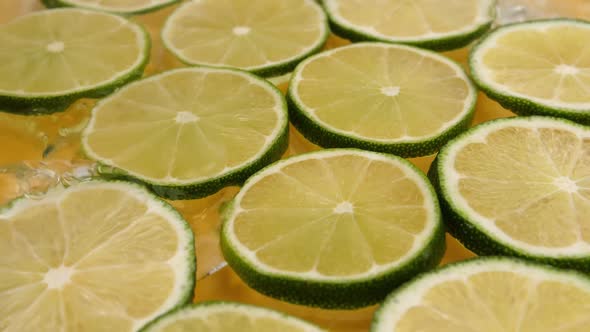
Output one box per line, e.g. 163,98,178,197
1,1,587,331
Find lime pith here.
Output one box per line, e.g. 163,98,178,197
82,67,288,200
222,149,445,309
0,9,149,113
470,19,590,124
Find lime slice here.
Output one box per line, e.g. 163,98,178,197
0,180,195,331
41,0,180,14
323,0,496,51
221,149,445,309
288,43,476,157
372,257,590,332
470,19,590,124
431,116,590,270
142,301,325,332
82,67,288,200
0,9,149,113
161,0,328,77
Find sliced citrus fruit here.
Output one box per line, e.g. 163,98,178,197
288,43,476,157
372,257,590,332
41,0,180,15
161,0,328,77
323,0,496,51
470,19,590,124
82,67,288,200
221,149,445,309
431,116,590,271
142,301,325,332
0,180,195,331
0,9,149,113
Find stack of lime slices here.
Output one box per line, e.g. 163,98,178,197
0,9,149,113
41,0,180,14
431,116,590,270
162,0,328,77
221,149,445,308
372,257,590,331
143,301,325,332
0,181,195,331
82,67,288,200
323,0,496,50
288,42,476,157
470,19,590,124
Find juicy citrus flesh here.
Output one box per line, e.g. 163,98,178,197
472,21,590,109
162,0,326,71
145,302,324,332
443,118,590,254
0,9,146,97
324,0,494,40
373,259,590,332
83,68,286,184
227,150,437,279
0,182,192,331
291,43,474,142
57,0,176,13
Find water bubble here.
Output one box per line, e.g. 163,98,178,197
1,160,98,201
496,2,528,24
496,0,558,25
